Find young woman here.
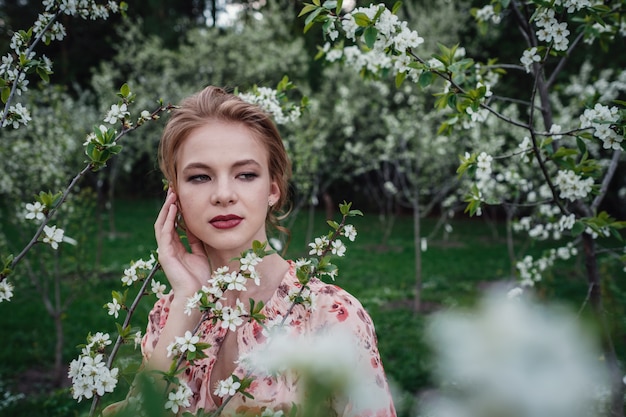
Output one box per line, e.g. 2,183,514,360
112,86,396,416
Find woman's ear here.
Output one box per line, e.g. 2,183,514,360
269,181,280,207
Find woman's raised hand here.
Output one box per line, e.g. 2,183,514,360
154,189,210,299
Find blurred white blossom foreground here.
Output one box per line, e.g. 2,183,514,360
244,328,389,414
422,290,610,417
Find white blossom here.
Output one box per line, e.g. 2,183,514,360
342,224,357,242
42,225,64,249
104,103,129,124
164,382,193,414
308,236,329,256
106,298,121,318
0,280,14,302
151,280,167,299
331,239,347,257
184,292,202,316
213,375,241,398
175,331,200,353
25,201,46,221
240,252,262,272
521,47,541,73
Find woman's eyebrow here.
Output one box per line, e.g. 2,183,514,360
232,159,261,169
181,159,261,172
181,162,211,172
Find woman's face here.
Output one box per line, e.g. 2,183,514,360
175,121,280,258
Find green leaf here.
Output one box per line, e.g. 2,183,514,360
1,254,14,277
571,221,585,236
551,147,578,159
575,136,587,155
1,86,10,103
446,93,458,110
395,71,407,88
418,71,434,88
298,3,318,17
352,12,371,27
391,1,402,14
327,220,340,230
339,201,352,215
335,0,343,15
322,0,337,10
36,66,50,83
120,83,131,98
363,26,378,49
304,7,323,33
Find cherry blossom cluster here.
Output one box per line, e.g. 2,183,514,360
534,8,570,51
579,103,623,150
68,332,119,402
520,47,541,73
553,0,594,14
475,152,493,184
41,0,120,20
516,243,578,286
553,169,595,202
120,255,157,286
164,381,193,414
1,0,122,130
285,285,317,310
322,4,424,80
238,87,302,125
515,210,575,241
183,262,260,317
1,103,31,129
103,103,130,125
474,4,501,24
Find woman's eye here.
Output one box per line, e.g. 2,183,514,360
188,174,210,182
238,172,258,181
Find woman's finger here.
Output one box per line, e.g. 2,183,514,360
154,189,175,234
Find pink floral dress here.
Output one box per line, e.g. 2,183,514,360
142,261,397,416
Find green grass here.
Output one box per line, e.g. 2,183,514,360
0,198,624,416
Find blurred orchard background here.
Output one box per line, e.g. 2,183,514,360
1,0,626,416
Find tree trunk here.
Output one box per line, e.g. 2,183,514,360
53,254,65,387
582,233,624,417
413,195,422,314
52,312,64,387
322,192,334,220
305,198,316,248
505,206,517,279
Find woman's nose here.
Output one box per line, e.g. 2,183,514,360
210,179,236,206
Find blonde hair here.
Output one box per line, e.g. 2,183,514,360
159,86,292,234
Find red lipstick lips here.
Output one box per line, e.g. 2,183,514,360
210,214,243,229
